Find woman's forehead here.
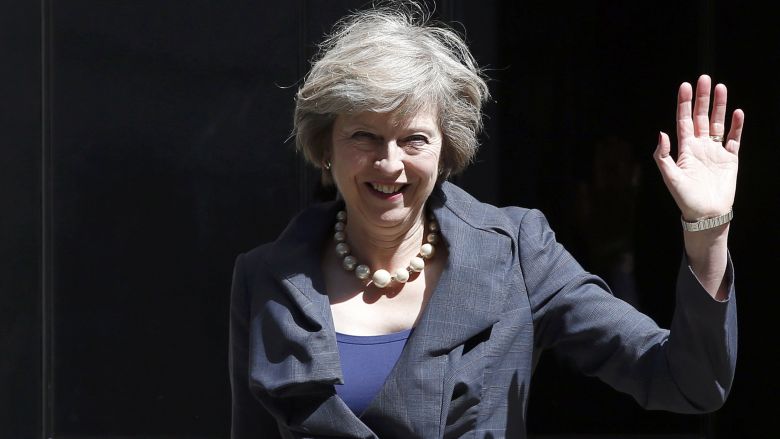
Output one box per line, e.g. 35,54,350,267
337,108,439,130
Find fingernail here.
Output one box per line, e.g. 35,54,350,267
658,131,662,144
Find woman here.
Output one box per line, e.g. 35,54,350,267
230,4,741,438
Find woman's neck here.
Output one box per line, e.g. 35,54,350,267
343,210,426,273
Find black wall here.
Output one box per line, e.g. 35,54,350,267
2,1,777,438
1,0,42,437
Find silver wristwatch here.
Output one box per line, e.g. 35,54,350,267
681,209,733,232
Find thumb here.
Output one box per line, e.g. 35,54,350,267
653,131,680,182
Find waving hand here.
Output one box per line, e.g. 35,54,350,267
654,74,744,222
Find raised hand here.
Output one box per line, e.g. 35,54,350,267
654,74,744,222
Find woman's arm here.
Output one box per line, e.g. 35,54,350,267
522,208,737,413
525,76,743,411
683,224,730,300
654,74,744,300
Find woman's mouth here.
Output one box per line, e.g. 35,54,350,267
367,182,408,198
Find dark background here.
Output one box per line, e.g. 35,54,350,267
2,1,777,438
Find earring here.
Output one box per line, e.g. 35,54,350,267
324,160,332,170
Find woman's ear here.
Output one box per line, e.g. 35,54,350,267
320,155,334,186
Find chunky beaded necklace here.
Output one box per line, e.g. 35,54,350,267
333,209,439,288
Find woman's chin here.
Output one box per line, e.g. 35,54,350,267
366,206,406,224
361,205,420,229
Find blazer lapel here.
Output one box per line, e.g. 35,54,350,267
248,201,377,437
251,201,342,393
362,183,519,437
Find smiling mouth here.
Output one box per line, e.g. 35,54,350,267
367,182,408,196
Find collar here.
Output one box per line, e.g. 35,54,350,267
252,182,527,435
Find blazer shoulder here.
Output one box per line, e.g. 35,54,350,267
230,243,278,308
234,198,340,275
497,205,535,227
498,207,562,262
437,182,539,235
240,241,274,267
499,207,553,238
231,242,274,283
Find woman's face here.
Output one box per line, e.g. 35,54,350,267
329,108,442,230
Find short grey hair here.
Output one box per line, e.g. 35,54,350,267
293,1,490,182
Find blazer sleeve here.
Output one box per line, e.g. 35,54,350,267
519,209,737,413
229,253,284,439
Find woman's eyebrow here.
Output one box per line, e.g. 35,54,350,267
341,118,378,130
400,125,437,136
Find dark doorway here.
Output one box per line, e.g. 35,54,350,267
2,1,776,438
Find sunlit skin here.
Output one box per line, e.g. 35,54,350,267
328,109,442,273
654,74,744,300
322,108,446,335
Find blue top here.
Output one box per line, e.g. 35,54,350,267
335,328,413,416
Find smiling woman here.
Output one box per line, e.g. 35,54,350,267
329,110,442,229
293,2,488,184
229,1,741,437
325,108,446,337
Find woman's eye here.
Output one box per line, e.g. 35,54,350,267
404,135,429,147
352,131,376,140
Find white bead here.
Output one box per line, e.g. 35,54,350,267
426,233,439,244
336,210,347,221
420,243,434,259
355,264,371,280
335,242,350,257
372,269,392,288
394,268,410,283
334,221,345,231
342,255,357,271
410,256,425,272
334,231,346,242
429,221,439,232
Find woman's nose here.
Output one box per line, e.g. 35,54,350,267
373,141,404,173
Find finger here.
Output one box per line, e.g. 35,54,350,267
710,83,728,137
693,74,712,137
725,109,744,155
653,131,680,181
677,82,695,143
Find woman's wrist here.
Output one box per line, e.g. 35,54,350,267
683,223,730,300
681,209,733,232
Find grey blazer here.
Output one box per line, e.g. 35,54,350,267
229,182,737,438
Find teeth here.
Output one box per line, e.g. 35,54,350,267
371,183,404,194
